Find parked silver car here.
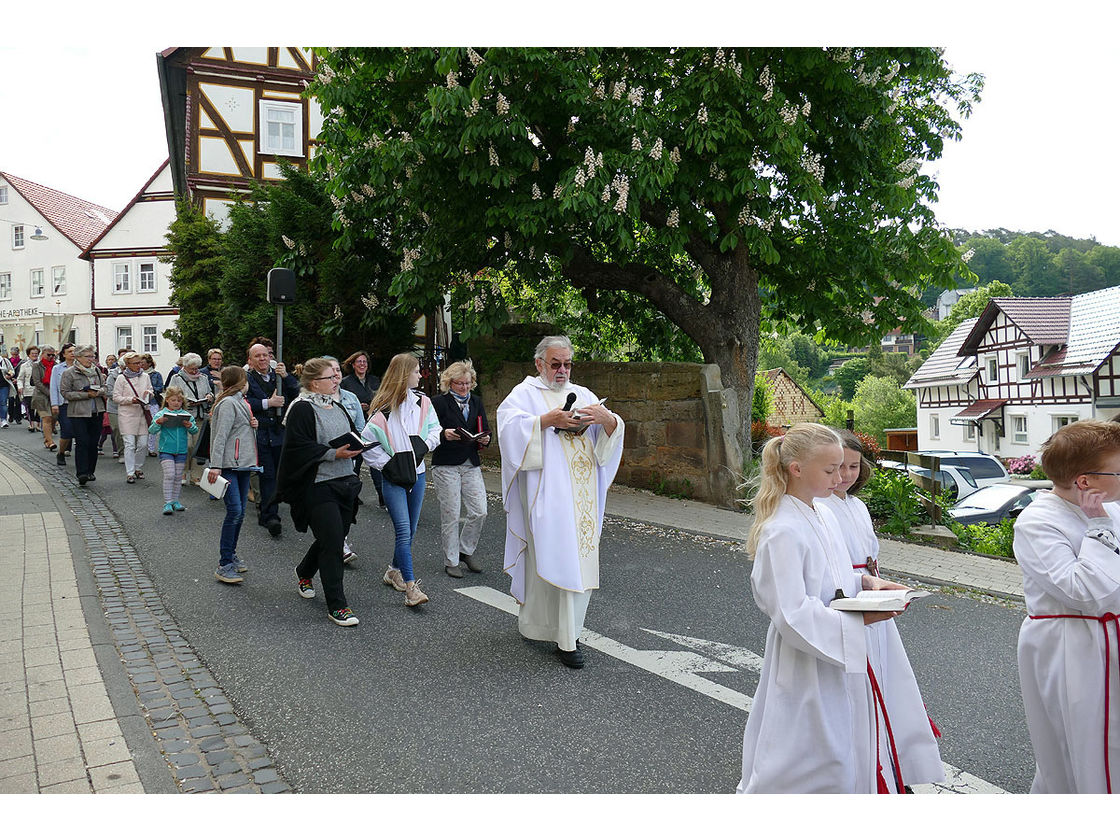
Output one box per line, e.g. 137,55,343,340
918,450,1011,489
948,483,1038,526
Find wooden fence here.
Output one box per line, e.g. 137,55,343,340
879,449,944,524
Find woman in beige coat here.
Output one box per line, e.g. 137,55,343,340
112,352,153,483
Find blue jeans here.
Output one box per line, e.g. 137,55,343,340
382,471,426,582
0,385,8,421
219,469,253,564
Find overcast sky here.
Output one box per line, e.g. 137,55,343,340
3,4,1118,245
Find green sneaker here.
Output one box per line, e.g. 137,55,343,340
162,502,174,515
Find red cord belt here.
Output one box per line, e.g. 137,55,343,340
868,661,906,793
1028,612,1120,793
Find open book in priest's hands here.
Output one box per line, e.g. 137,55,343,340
830,588,931,612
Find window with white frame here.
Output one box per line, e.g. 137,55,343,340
116,326,133,349
51,266,66,294
964,423,976,441
259,99,302,157
0,273,11,301
12,225,24,249
1017,352,1031,379
138,261,156,292
113,262,131,293
986,356,999,383
930,414,940,440
1052,415,1079,433
142,325,158,354
1011,415,1028,444
0,186,8,204
30,268,44,297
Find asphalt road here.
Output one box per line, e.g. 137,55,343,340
7,429,1035,793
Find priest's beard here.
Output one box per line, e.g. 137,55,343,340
543,375,568,392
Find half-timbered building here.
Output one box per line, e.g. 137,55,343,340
905,287,1120,456
156,47,322,229
80,161,180,371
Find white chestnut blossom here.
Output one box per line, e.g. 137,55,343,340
649,137,663,160
446,71,459,89
531,183,542,200
361,293,380,310
801,99,811,118
962,248,975,263
467,48,483,67
631,136,643,151
780,103,799,125
489,145,500,167
896,158,921,174
669,146,681,165
759,66,775,102
594,81,606,99
504,232,512,250
553,183,565,199
282,235,295,249
628,86,644,106
401,248,420,272
697,105,708,124
737,207,751,227
801,150,824,185
361,184,375,197
896,174,917,189
465,98,480,118
667,208,679,228
531,156,540,172
496,93,509,115
601,184,611,202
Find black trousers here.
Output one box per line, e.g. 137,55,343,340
71,413,102,478
295,476,361,612
257,441,283,524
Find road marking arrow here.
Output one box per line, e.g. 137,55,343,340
457,585,1008,793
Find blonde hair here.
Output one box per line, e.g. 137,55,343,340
369,353,419,417
299,357,333,389
439,360,477,393
162,385,186,408
746,423,842,554
212,366,248,412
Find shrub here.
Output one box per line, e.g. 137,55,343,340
865,468,924,535
947,518,1015,558
854,431,882,463
750,421,782,454
1029,464,1048,480
1004,455,1037,476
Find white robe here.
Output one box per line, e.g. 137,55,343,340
817,493,945,788
1014,491,1120,793
497,376,624,649
737,496,876,793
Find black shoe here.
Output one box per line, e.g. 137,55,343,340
445,564,464,578
266,519,282,538
557,645,585,669
78,475,88,486
87,474,96,482
56,455,66,466
461,553,482,573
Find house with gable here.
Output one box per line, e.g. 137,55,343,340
80,160,180,371
905,287,1120,456
0,170,115,354
760,368,824,428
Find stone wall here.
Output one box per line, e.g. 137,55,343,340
478,360,741,506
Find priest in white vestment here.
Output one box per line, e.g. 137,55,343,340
496,336,624,669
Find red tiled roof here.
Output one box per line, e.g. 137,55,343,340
0,171,117,250
953,399,1007,420
993,297,1071,343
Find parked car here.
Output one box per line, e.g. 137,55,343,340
948,483,1039,526
918,450,1011,489
880,460,980,502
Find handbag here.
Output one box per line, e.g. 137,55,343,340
379,399,425,488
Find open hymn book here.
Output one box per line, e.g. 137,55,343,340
830,588,931,612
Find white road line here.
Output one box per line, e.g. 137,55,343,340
456,585,1009,793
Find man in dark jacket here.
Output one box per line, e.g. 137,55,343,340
245,342,299,536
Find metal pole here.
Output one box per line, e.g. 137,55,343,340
276,304,284,364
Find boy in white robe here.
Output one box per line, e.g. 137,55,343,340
1015,419,1120,793
496,336,624,669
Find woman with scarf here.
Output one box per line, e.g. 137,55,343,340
167,352,215,484
273,357,365,626
59,346,109,485
30,345,58,450
112,352,153,484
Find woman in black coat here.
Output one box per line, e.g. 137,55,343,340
429,360,491,578
272,357,365,627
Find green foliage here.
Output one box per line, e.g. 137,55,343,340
865,468,924,535
162,201,226,352
832,357,870,400
851,375,916,444
649,471,693,500
816,391,854,427
308,47,983,452
1029,464,1048,480
751,373,773,423
946,518,1015,558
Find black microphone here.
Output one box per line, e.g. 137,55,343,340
553,392,577,434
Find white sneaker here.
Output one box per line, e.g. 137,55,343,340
342,539,357,565
1,420,8,428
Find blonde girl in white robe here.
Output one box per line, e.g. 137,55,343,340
816,430,944,790
737,423,910,794
1015,419,1120,793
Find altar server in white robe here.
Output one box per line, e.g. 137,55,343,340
1015,419,1120,794
736,423,907,794
817,429,945,790
496,336,624,669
